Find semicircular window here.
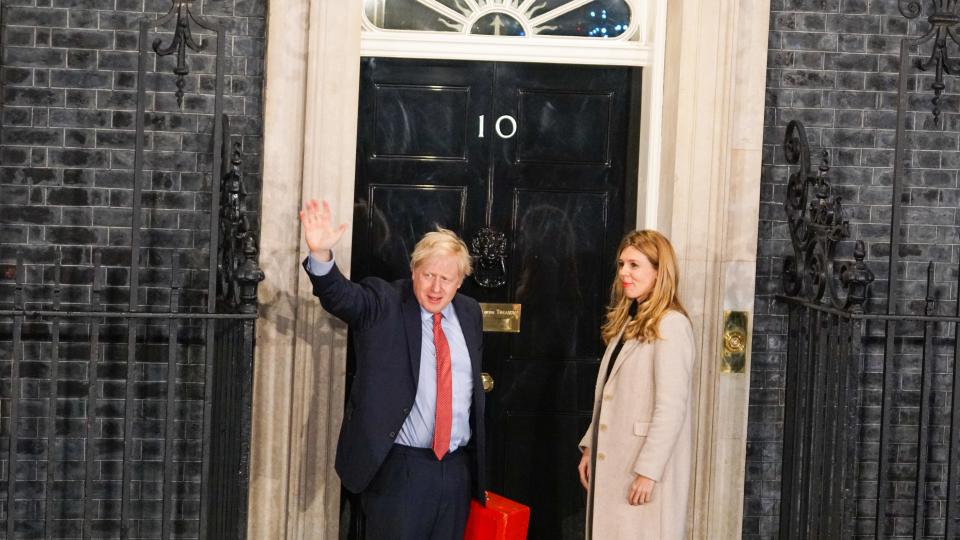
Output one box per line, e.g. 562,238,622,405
363,0,635,39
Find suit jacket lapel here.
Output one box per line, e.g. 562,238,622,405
453,296,482,381
401,283,422,385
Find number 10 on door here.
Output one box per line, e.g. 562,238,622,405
478,115,517,139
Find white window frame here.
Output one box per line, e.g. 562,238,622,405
361,0,654,66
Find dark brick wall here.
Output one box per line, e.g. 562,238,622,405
0,0,264,296
745,0,960,538
0,0,264,537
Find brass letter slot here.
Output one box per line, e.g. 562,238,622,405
479,303,521,333
721,310,749,374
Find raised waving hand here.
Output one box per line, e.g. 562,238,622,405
300,199,348,262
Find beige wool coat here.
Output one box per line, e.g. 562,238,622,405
579,310,696,540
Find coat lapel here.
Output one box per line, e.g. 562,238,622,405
453,295,482,380
597,328,641,391
401,283,423,384
606,339,641,384
594,331,622,395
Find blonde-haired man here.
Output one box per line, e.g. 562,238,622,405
300,199,486,539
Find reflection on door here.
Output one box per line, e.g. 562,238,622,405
350,58,640,539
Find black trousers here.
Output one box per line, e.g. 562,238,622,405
361,445,472,540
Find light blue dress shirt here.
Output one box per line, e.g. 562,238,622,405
306,254,473,452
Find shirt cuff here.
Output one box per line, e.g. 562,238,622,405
305,253,335,276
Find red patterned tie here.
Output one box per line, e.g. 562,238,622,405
432,313,452,460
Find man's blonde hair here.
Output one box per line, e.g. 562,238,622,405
410,227,473,277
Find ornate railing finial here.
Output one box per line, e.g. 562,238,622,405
898,0,960,123
218,124,264,312
152,0,205,108
837,240,874,313
782,120,874,311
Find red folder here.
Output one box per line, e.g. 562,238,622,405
464,491,530,540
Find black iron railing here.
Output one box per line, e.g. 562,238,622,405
777,119,960,539
1,252,259,539
1,1,263,538
778,298,862,539
778,294,960,539
777,1,960,537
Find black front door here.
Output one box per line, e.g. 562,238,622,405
351,57,640,539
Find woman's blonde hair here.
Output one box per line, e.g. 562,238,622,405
410,227,473,277
601,230,687,344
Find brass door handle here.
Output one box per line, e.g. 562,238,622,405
721,310,749,374
481,372,495,393
723,329,746,355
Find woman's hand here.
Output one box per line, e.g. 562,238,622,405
577,448,591,491
299,199,348,261
628,474,655,505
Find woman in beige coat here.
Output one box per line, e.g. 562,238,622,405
577,230,696,539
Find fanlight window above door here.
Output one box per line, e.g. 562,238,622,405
363,0,638,40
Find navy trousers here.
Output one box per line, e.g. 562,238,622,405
361,445,472,540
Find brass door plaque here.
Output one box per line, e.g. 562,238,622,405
720,310,749,374
480,303,521,333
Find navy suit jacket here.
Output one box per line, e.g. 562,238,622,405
303,259,487,502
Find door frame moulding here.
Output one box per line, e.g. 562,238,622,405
359,33,654,66
251,0,768,538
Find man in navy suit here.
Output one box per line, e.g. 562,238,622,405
300,199,486,539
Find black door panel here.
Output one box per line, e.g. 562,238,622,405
515,90,614,165
372,85,472,160
360,184,469,282
509,189,609,360
354,58,493,283
351,57,640,540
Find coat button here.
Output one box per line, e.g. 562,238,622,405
599,424,607,432
388,431,396,438
402,408,410,414
597,453,606,461
603,393,612,401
